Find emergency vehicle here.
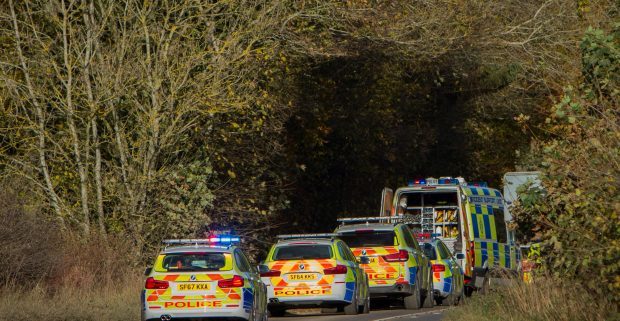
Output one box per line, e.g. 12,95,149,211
259,234,370,316
420,237,465,305
333,217,434,309
380,177,519,294
142,236,268,321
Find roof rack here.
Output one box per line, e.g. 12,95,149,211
277,233,337,240
337,216,406,225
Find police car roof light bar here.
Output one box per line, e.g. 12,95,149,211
277,233,337,240
163,236,240,248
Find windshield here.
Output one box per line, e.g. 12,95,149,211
337,231,397,248
157,252,232,272
273,245,332,260
421,243,437,260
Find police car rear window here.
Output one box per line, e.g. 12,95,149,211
273,245,333,260
338,231,397,248
421,243,437,260
158,253,232,272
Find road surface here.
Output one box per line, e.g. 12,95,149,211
272,299,450,321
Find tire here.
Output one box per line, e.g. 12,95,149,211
268,308,285,317
480,276,491,295
358,295,370,314
422,272,434,308
404,277,421,310
344,292,359,315
358,280,370,314
456,287,465,306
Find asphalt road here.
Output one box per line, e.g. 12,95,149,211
272,299,450,321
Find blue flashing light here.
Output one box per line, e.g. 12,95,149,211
208,235,240,245
431,233,442,238
438,178,459,185
408,178,427,186
469,182,488,188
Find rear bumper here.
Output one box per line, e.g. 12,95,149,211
369,283,412,297
142,307,249,321
268,299,350,309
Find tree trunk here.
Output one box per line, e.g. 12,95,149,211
9,0,63,223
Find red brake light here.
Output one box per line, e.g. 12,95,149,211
469,241,476,267
218,275,244,288
432,264,446,272
145,277,169,289
260,270,281,277
383,250,409,262
323,265,347,275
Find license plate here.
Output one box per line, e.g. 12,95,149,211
177,282,210,291
359,257,377,263
288,273,317,281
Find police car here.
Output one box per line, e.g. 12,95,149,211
334,217,434,309
420,237,464,305
259,234,370,316
141,236,268,321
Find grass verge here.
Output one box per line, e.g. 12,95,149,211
0,277,142,321
444,277,618,321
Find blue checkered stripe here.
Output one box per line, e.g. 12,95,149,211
442,276,452,293
243,288,254,312
408,267,417,285
344,282,356,302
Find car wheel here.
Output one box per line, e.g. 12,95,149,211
456,285,465,305
358,295,370,314
344,290,359,315
403,276,421,310
422,273,434,308
268,308,285,317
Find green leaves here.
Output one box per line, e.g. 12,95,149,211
514,27,620,304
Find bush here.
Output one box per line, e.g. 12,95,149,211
513,26,619,303
0,189,63,286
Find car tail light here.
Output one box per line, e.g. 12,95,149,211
469,241,476,267
218,275,244,288
323,265,347,275
260,269,281,277
432,264,446,272
383,250,409,262
145,277,169,289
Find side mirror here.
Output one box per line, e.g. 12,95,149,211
144,267,152,276
359,256,371,264
455,253,465,260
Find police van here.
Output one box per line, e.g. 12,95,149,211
380,177,519,294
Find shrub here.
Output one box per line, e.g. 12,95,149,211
513,26,619,303
444,277,617,321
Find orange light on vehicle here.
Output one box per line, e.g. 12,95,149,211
145,277,169,289
432,264,445,272
218,275,244,288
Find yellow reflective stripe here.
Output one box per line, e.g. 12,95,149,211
484,242,495,267
488,214,497,240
